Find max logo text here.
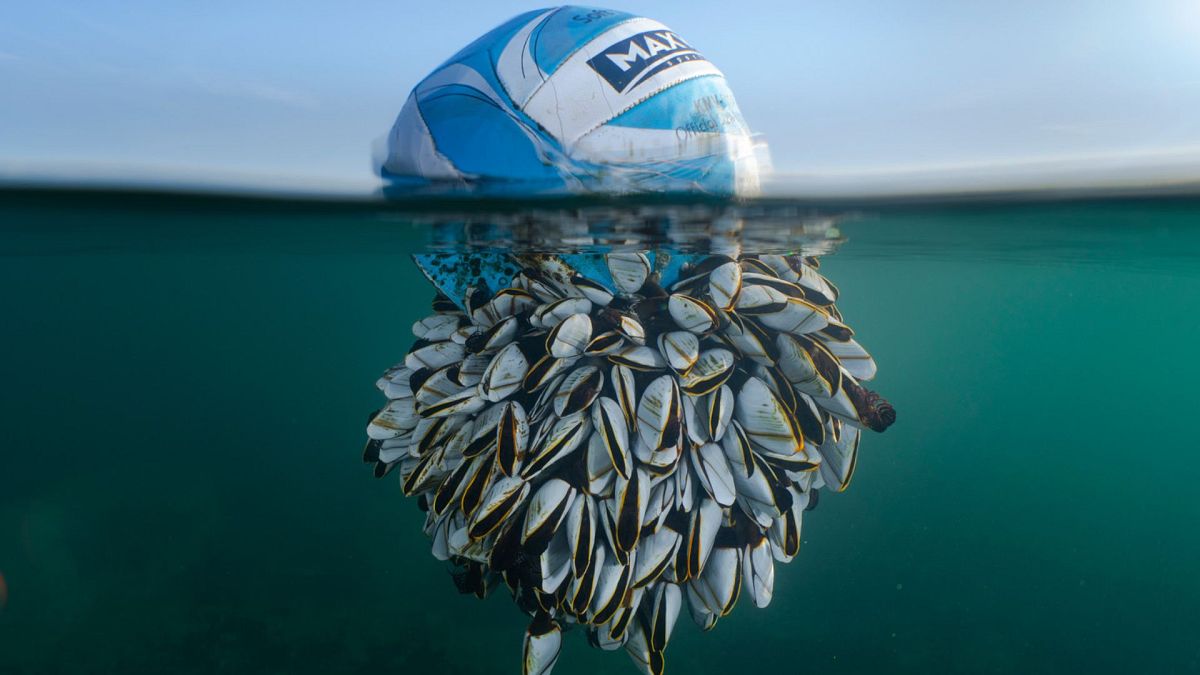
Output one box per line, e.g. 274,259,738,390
587,31,706,93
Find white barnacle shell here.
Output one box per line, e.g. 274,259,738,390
523,615,562,675
480,342,529,402
548,313,592,358
606,252,650,295
657,330,699,374
668,294,718,334
708,260,743,311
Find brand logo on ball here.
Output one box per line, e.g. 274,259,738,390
587,30,706,93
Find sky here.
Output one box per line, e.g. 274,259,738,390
2,0,1199,194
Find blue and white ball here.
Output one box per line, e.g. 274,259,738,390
380,6,765,195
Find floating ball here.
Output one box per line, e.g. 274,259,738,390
380,7,764,195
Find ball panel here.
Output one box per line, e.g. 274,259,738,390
380,92,460,180
420,90,562,182
496,8,558,109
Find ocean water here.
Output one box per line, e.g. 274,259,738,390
1,188,1198,674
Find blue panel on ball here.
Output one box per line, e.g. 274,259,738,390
528,7,640,76
419,88,562,183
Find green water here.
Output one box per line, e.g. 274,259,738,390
2,190,1199,674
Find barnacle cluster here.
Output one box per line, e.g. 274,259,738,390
363,251,894,675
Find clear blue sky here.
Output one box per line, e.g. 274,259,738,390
2,1,1199,192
